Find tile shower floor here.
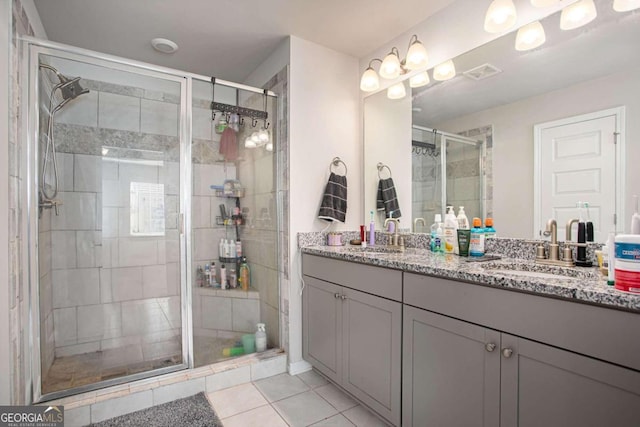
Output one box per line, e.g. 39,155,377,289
207,370,391,427
43,334,248,394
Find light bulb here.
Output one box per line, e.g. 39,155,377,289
387,82,406,100
560,0,597,30
379,52,401,79
265,142,273,152
405,40,428,70
409,71,430,88
613,0,640,12
360,67,380,92
515,21,546,51
484,0,518,33
433,60,456,81
245,137,256,148
530,0,559,6
251,132,260,143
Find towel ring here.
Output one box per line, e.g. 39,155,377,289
330,157,348,175
377,162,392,179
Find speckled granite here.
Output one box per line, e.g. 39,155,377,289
300,245,640,312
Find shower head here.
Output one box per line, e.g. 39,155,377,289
39,62,90,102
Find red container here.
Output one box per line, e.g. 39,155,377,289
614,268,640,293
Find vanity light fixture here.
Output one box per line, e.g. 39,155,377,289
560,0,597,30
484,0,518,33
433,60,456,81
613,0,640,11
530,0,560,6
515,20,546,51
359,35,429,93
387,82,407,100
410,71,430,88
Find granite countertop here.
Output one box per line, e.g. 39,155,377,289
301,245,640,312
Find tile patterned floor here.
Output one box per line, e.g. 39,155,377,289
207,370,391,427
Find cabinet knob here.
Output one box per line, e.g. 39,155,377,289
340,295,347,300
485,343,496,352
334,293,340,299
502,348,513,358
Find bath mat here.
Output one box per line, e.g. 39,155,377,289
90,392,222,427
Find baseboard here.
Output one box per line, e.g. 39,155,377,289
288,359,312,375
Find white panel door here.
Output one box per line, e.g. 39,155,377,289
537,112,618,242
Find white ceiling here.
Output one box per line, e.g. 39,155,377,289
33,0,455,82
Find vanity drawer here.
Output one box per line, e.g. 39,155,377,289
404,272,640,372
302,254,402,302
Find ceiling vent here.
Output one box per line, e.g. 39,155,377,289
463,63,502,81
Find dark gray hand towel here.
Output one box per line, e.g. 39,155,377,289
319,172,347,222
376,178,401,219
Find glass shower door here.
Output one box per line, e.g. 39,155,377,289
34,50,188,398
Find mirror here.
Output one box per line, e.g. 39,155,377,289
363,0,640,242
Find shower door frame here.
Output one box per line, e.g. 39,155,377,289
23,38,195,403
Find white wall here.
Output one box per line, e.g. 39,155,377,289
364,85,412,230
0,0,12,405
288,36,360,367
435,68,640,239
243,38,290,88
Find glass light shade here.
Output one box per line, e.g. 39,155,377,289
409,71,430,88
433,60,456,81
515,21,546,51
484,0,518,33
258,129,269,143
265,142,274,152
613,0,640,11
251,132,260,142
531,0,559,6
387,82,406,100
360,67,380,92
379,52,401,79
405,41,429,70
245,137,257,148
560,0,597,30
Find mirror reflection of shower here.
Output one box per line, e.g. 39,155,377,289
38,63,90,215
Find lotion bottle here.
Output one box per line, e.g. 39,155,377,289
444,206,459,254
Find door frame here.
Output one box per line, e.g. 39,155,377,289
533,107,625,239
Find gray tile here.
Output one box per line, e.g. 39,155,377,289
315,383,357,412
273,390,338,427
342,405,390,427
297,369,329,389
250,354,287,381
220,404,288,427
255,373,310,402
311,414,356,427
205,365,251,393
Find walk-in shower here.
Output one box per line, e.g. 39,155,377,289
411,125,486,223
38,62,89,212
25,39,282,402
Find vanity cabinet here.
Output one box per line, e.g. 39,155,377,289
403,273,640,427
302,254,402,426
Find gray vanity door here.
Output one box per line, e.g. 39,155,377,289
500,334,640,427
302,276,343,384
342,287,402,426
403,305,501,427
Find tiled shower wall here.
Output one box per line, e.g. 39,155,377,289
47,78,183,359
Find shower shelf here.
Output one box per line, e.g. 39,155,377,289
215,189,244,198
219,256,240,263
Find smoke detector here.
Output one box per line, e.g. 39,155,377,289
463,63,502,81
151,38,178,54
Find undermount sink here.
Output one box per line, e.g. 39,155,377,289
480,262,599,281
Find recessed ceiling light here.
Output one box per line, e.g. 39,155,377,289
151,38,178,54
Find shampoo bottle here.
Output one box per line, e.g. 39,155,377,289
444,206,459,254
255,323,267,352
369,210,376,246
470,218,486,257
430,214,442,252
220,264,227,290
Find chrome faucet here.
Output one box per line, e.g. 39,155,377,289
384,217,401,246
413,217,426,232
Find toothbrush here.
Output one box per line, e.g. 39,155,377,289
584,202,594,242
369,210,375,246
